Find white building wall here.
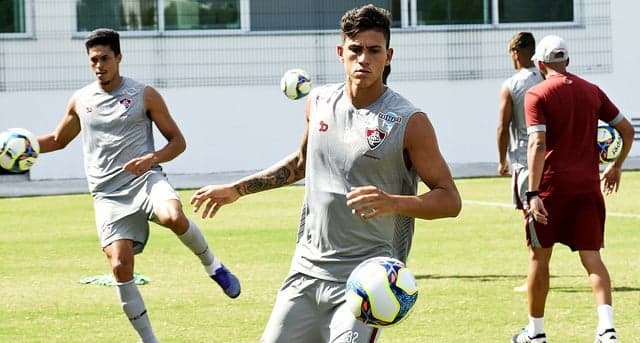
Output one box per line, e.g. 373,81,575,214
0,1,638,181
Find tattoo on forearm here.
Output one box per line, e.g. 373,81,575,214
235,165,294,196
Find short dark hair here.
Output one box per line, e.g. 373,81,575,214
341,4,391,49
84,28,121,56
508,32,535,56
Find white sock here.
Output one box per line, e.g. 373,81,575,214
178,220,221,275
597,304,615,333
116,279,158,343
527,316,545,336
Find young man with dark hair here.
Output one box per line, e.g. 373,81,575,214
37,28,240,342
191,5,461,342
497,32,544,293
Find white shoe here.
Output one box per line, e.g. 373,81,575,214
594,328,618,343
513,283,528,292
511,328,547,343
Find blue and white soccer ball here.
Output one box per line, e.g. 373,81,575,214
0,128,40,173
597,125,623,164
345,256,418,327
280,68,312,100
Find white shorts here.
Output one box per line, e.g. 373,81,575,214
261,272,380,343
93,170,179,254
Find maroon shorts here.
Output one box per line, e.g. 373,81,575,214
525,192,605,251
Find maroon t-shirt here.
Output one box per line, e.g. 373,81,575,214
525,72,619,195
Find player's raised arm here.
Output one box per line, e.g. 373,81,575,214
37,97,81,153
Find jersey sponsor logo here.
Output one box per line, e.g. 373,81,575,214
319,120,329,132
378,112,402,123
366,111,399,150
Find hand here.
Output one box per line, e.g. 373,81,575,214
190,184,240,219
123,153,157,176
601,164,622,195
498,161,510,176
346,186,396,220
528,196,548,225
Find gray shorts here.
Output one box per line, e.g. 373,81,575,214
261,272,381,343
512,166,529,210
93,170,179,254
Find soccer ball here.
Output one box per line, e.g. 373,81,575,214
345,256,418,327
0,128,40,173
597,125,623,164
280,69,311,100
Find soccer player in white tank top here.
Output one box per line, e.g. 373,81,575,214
497,32,543,293
191,5,461,343
36,28,240,342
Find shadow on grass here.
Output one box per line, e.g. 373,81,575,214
552,286,640,293
416,274,528,282
416,274,640,293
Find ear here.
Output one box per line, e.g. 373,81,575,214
116,53,123,63
337,44,344,62
565,58,570,67
386,47,394,66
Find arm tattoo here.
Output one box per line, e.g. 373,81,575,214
234,162,301,196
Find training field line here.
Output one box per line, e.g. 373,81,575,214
464,200,640,219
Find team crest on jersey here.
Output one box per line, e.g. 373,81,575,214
365,111,400,149
119,97,132,110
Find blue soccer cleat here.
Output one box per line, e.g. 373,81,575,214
211,264,241,299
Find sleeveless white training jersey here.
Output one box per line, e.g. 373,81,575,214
73,77,156,195
291,83,421,282
502,67,543,168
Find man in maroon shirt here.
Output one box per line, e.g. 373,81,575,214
510,35,634,343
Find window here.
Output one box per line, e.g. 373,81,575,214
0,0,26,33
414,0,574,26
76,0,241,32
499,0,573,23
165,0,240,30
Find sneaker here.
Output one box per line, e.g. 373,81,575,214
211,264,241,298
511,328,547,343
513,283,528,293
594,328,618,343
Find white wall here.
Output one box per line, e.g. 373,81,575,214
1,1,638,181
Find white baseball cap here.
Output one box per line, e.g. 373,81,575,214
531,35,569,63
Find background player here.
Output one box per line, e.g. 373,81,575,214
497,32,543,292
511,34,634,343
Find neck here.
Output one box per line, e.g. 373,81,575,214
346,80,386,109
100,75,123,92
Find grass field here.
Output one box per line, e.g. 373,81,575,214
1,172,639,342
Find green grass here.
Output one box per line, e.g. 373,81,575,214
1,172,639,342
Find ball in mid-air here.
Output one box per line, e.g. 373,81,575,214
345,256,418,327
597,125,622,164
280,68,311,100
0,128,40,173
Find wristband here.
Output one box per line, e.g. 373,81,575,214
525,190,540,199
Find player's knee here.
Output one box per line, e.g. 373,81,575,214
110,256,134,281
157,206,189,232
